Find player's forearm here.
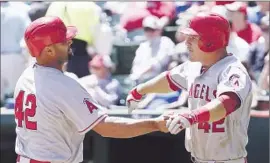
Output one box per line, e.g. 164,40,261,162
202,99,227,122
136,72,174,95
94,116,161,138
208,93,240,122
184,93,241,125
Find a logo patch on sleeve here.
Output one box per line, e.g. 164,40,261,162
228,74,243,90
83,98,98,114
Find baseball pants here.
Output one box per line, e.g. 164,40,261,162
191,157,247,163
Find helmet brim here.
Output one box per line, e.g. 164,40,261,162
180,28,199,36
66,26,78,40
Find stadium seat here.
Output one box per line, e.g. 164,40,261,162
162,26,178,43
111,42,140,75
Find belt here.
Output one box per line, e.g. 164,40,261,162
191,156,247,163
17,155,51,163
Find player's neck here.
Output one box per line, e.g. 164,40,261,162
202,51,228,69
36,61,64,72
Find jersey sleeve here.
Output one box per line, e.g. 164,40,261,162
166,62,188,91
217,66,252,108
57,78,108,135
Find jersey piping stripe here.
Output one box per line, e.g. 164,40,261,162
78,114,108,134
166,71,187,91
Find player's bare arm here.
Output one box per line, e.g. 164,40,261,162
126,69,185,113
93,115,168,138
137,72,173,94
126,72,172,113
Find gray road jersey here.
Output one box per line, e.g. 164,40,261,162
168,55,252,161
14,64,107,163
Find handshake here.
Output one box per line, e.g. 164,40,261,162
127,88,194,135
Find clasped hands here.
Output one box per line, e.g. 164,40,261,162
127,88,192,135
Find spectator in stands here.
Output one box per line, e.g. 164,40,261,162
226,2,265,79
79,55,121,107
120,2,150,34
120,2,176,40
130,15,175,84
249,2,270,25
257,2,270,15
46,2,113,78
258,53,269,93
246,2,262,25
215,1,235,6
9,2,30,13
1,2,31,102
28,1,51,21
175,2,193,15
172,15,192,65
146,1,176,26
258,14,269,93
211,5,251,64
226,2,262,44
260,14,270,56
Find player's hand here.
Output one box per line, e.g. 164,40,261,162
165,112,192,135
154,115,169,133
126,88,143,114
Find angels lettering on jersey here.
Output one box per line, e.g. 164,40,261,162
188,83,217,102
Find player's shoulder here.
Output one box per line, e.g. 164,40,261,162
64,72,79,81
170,61,190,74
58,73,84,89
14,66,35,92
16,65,35,84
220,56,250,80
227,55,247,68
33,65,85,95
48,73,90,101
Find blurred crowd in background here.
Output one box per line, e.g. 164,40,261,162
1,1,269,112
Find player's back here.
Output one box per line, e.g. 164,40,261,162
14,64,85,163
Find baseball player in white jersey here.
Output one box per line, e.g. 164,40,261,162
127,13,252,163
14,16,168,163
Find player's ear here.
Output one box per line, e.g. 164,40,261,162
44,46,56,57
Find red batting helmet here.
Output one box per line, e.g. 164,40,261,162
181,12,230,52
24,16,77,57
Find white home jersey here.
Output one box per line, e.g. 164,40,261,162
14,64,107,163
168,55,252,161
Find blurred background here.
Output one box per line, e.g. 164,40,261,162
0,1,269,163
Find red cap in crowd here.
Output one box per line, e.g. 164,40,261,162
225,2,247,16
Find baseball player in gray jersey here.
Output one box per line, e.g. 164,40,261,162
127,12,252,163
14,16,168,163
